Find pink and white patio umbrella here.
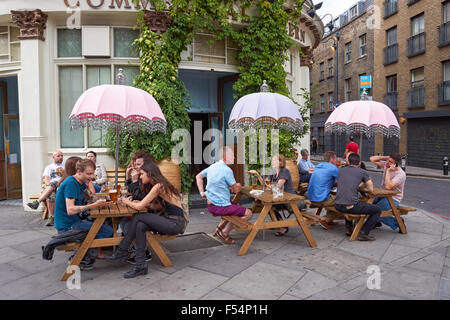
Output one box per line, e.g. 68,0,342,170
228,81,303,133
325,100,400,138
69,81,166,187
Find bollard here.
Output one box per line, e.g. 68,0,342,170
444,156,449,176
401,154,407,172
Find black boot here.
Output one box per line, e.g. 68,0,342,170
104,246,129,261
124,263,148,279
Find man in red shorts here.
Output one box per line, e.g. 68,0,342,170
196,146,252,244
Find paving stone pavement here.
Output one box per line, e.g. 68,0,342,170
0,204,449,300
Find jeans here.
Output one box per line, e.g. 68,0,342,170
335,201,382,235
118,213,184,267
373,197,400,230
58,220,113,239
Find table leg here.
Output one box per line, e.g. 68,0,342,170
232,191,243,203
238,204,270,256
60,217,105,281
388,196,407,234
289,201,317,247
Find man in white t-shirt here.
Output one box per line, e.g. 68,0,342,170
370,153,407,232
27,151,64,226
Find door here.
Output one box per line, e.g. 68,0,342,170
0,80,21,199
4,114,21,199
208,112,223,163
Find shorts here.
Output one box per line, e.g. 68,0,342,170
42,181,58,202
207,203,247,217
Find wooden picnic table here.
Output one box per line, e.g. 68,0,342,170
59,203,175,281
228,186,318,256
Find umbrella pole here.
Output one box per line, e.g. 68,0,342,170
115,125,119,189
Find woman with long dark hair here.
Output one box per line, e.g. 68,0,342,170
105,161,185,278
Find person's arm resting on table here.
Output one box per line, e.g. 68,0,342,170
65,198,108,215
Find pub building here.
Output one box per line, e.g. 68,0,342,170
0,0,323,208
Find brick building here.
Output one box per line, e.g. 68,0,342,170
373,0,450,170
310,0,376,160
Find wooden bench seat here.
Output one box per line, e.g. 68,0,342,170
57,232,177,267
345,205,416,241
220,215,253,231
29,194,49,220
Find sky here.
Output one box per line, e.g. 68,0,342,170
315,0,361,24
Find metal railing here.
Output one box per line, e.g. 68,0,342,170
438,81,450,106
438,22,450,48
383,0,398,19
383,43,398,65
407,32,426,57
384,92,398,111
407,86,425,109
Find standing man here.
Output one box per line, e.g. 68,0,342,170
54,159,112,270
370,153,406,231
312,136,318,155
27,150,64,227
196,146,252,245
334,153,381,241
298,149,315,183
344,136,359,159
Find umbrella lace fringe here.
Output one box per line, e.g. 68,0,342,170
325,123,400,138
228,117,304,133
69,116,167,134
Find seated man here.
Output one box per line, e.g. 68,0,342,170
334,153,381,241
28,150,65,227
54,159,112,270
298,149,315,183
370,153,406,232
196,146,252,244
307,151,339,224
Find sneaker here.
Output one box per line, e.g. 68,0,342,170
127,249,152,265
45,216,54,227
79,258,95,271
356,232,375,241
27,200,39,210
345,224,354,236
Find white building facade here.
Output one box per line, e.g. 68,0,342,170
0,0,323,208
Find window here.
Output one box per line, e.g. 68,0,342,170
320,62,325,80
320,94,325,112
350,6,358,19
0,26,20,63
328,93,333,111
386,27,397,46
359,34,367,57
59,66,84,148
113,28,139,58
345,42,352,63
58,29,82,57
411,13,424,36
444,60,450,81
328,58,333,77
59,65,139,148
345,78,352,101
445,1,450,23
387,75,397,92
411,67,424,87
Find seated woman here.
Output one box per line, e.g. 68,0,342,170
248,154,294,236
86,151,107,193
105,161,186,279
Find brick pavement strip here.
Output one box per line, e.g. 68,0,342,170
0,205,449,300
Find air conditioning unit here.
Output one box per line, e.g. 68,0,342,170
82,26,110,57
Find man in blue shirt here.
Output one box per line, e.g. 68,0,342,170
54,159,112,269
307,151,339,224
298,149,315,183
196,146,252,244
